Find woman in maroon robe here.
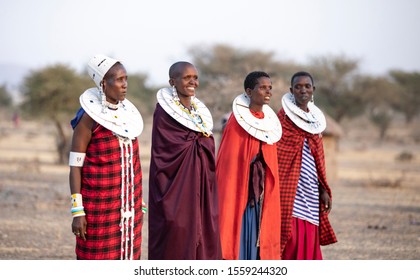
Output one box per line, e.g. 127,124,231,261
148,61,221,260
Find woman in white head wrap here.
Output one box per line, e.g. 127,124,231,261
68,54,145,260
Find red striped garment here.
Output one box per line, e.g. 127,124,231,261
277,108,337,256
77,124,143,260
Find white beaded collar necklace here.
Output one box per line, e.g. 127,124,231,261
232,93,282,145
282,92,326,134
80,88,144,139
156,87,214,136
104,100,122,110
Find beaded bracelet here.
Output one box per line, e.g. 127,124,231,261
142,199,147,214
71,193,86,217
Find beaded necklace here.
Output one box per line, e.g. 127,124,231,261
174,99,211,137
105,100,122,110
281,92,326,134
232,93,282,144
117,136,135,260
80,88,144,139
290,97,321,130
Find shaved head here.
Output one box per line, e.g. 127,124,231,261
169,61,194,79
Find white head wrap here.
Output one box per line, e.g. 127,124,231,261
79,54,144,139
87,54,120,88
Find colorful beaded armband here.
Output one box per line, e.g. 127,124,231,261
71,193,86,217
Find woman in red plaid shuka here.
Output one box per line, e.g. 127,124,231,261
69,55,145,260
277,71,337,260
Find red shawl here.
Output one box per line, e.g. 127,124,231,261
216,114,281,260
277,108,337,255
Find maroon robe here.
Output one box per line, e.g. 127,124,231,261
148,103,222,260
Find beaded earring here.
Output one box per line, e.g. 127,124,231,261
99,87,108,113
292,94,297,105
172,85,180,102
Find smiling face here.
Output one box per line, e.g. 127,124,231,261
102,63,128,104
246,76,272,112
290,75,315,112
169,62,199,107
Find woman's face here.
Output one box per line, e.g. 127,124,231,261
103,64,128,104
290,75,315,111
247,76,272,109
171,64,199,99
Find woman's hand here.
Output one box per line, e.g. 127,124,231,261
319,187,332,214
72,216,87,241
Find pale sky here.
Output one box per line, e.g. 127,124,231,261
1,0,419,86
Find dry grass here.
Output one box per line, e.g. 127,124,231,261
0,117,419,260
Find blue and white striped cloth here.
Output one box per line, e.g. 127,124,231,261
292,139,320,226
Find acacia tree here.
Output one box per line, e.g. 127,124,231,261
20,64,91,164
127,73,157,118
0,84,14,121
0,84,13,107
189,44,299,127
308,55,365,122
357,76,398,140
191,44,262,120
388,70,420,123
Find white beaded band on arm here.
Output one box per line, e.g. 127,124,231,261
69,152,86,167
71,193,86,217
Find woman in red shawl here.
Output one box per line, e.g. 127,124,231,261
148,62,221,260
217,71,282,260
69,54,145,259
277,71,337,260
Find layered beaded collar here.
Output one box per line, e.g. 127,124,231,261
80,88,144,139
232,93,282,144
281,92,326,134
156,87,213,137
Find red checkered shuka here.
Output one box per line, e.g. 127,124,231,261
77,124,143,260
277,109,337,255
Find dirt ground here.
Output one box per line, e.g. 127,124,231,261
0,117,419,260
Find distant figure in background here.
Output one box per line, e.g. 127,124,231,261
68,54,145,260
12,111,20,128
221,112,231,132
148,61,222,260
277,71,337,260
216,71,282,260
